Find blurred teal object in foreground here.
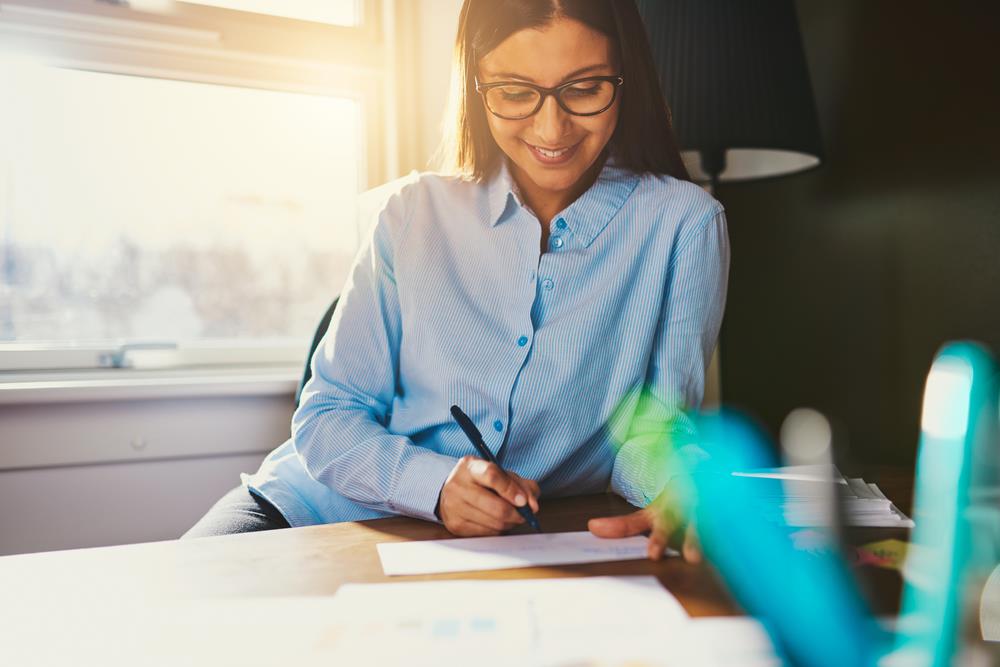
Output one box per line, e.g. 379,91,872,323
685,342,998,666
688,411,885,667
894,342,1000,666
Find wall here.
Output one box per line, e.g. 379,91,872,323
0,390,296,555
718,1,1000,466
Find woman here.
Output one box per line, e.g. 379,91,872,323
185,0,728,560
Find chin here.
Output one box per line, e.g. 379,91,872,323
516,156,589,191
528,171,582,193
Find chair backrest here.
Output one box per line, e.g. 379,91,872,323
294,173,421,407
702,344,722,409
295,297,339,408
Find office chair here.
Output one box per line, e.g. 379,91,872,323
294,173,420,408
295,296,340,408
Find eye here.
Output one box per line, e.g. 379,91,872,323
498,86,535,101
563,83,602,98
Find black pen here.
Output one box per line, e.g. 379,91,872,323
449,405,542,532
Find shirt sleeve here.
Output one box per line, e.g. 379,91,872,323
609,207,730,508
291,186,457,522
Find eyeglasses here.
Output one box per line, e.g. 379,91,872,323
475,75,624,120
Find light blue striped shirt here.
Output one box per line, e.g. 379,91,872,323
244,158,729,527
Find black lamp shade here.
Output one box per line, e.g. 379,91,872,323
635,0,824,182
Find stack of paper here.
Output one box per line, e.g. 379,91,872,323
733,465,914,528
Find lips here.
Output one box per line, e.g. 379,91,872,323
524,140,581,165
533,145,571,158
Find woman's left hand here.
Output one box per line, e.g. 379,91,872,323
587,482,702,562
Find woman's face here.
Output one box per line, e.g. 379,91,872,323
477,17,619,204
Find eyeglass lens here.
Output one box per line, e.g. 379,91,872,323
485,79,617,119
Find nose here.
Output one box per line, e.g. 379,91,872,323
532,93,571,146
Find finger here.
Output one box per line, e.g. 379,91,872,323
445,489,513,534
647,534,667,561
465,485,524,528
682,523,702,564
588,510,652,539
509,473,541,512
449,515,504,537
647,518,673,560
467,460,528,508
510,473,541,499
461,496,521,532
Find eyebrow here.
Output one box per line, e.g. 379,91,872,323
481,63,611,83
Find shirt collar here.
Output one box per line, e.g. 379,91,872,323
484,156,641,246
563,158,641,247
485,159,521,227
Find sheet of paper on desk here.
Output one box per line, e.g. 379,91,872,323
686,617,782,666
326,576,693,666
733,465,915,528
377,530,672,576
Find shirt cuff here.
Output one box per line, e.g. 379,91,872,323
611,438,708,509
389,450,458,522
610,434,671,508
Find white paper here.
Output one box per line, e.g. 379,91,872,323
686,617,782,666
733,464,849,484
325,576,692,666
732,467,915,528
1,582,690,667
377,530,667,576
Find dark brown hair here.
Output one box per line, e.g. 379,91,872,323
439,0,690,182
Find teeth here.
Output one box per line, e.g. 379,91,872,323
534,145,570,158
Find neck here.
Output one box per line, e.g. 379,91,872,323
511,154,606,226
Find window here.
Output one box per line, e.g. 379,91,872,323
181,0,359,26
0,0,395,372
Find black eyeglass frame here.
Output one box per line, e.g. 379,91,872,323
474,75,625,120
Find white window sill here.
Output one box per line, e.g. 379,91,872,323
0,366,300,405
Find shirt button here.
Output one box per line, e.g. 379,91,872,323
555,218,567,230
541,279,554,291
493,420,503,432
551,236,564,249
517,335,529,347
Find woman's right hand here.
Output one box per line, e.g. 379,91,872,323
437,456,541,536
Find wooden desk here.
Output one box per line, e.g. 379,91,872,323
1,490,907,619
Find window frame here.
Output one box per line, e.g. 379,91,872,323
0,0,400,373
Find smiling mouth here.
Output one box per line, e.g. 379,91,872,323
524,140,580,161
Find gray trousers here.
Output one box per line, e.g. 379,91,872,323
182,486,290,539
